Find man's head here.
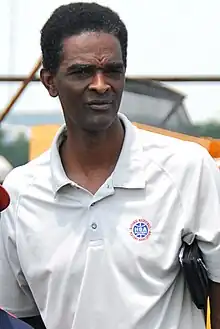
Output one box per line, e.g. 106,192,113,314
40,2,128,133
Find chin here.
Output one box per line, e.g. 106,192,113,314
83,112,119,133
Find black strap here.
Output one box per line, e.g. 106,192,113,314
19,315,46,329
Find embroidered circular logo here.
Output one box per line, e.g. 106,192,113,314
130,219,151,241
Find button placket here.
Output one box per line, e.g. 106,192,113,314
88,202,103,243
91,222,97,230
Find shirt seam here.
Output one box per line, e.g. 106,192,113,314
147,156,186,227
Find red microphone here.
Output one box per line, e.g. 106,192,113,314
0,185,10,212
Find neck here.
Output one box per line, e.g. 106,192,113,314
61,116,125,175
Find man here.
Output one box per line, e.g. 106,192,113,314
0,184,33,328
0,2,220,329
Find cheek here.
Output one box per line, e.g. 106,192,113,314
108,77,125,93
114,81,125,97
59,81,86,100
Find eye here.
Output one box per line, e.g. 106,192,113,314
105,69,123,79
70,68,93,80
103,64,124,79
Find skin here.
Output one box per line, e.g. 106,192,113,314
40,32,126,194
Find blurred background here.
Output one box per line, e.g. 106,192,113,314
1,0,220,177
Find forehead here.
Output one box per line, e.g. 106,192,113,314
61,32,123,66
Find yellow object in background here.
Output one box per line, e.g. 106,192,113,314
29,125,60,160
207,300,211,329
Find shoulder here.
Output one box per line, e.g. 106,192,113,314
3,150,51,201
137,126,211,172
135,126,219,198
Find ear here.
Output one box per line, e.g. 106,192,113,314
40,68,58,97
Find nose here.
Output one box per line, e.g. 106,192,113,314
88,72,111,94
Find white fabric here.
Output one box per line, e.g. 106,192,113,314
1,113,220,329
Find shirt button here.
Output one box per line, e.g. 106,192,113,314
91,222,97,230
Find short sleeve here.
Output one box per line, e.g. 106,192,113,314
0,169,39,317
184,148,220,283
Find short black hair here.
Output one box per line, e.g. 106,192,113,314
40,2,128,74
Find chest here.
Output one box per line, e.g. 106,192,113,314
16,174,184,285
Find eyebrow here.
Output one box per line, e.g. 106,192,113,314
66,61,124,73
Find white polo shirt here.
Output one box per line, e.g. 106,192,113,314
0,114,220,329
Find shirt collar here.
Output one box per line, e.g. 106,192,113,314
50,113,147,196
50,125,72,195
112,113,146,189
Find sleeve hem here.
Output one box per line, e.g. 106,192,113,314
208,272,220,283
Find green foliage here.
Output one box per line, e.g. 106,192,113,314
164,122,220,139
0,128,29,168
194,122,220,139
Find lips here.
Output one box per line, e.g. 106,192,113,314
87,100,113,105
87,100,113,110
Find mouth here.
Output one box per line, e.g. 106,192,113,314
87,100,113,111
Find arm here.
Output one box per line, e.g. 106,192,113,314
209,281,220,329
191,152,220,328
181,146,220,327
0,170,40,321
